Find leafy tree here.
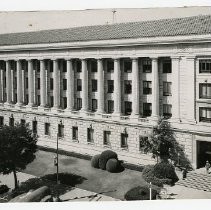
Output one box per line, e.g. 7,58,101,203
140,118,191,168
0,123,37,189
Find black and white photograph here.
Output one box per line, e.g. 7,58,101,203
0,0,211,209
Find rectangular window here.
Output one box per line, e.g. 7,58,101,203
163,82,172,96
124,60,132,73
163,104,172,118
58,124,64,138
143,59,152,73
32,121,37,134
9,117,14,127
107,80,114,93
92,79,97,92
50,78,53,90
62,60,67,72
14,77,17,89
92,99,98,112
63,79,67,90
0,116,4,126
37,78,40,90
121,133,128,148
26,78,28,89
103,131,111,146
76,60,82,73
91,60,97,72
124,80,132,94
107,59,114,72
139,136,148,153
63,97,67,109
125,101,132,115
199,83,211,99
72,126,78,141
26,94,29,105
20,119,25,126
143,103,152,117
199,107,211,123
37,95,40,106
50,60,53,72
143,81,152,94
15,94,17,103
87,128,94,143
108,100,114,114
50,96,54,107
45,123,50,135
77,79,82,91
76,98,82,110
163,60,172,73
199,60,211,73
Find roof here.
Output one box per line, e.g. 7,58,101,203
0,15,211,46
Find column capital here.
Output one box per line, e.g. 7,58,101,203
150,56,159,61
130,57,139,61
186,55,196,60
64,58,73,61
171,56,181,60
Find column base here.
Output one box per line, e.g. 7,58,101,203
51,106,59,112
15,102,23,108
130,113,140,120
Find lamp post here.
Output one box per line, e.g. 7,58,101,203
149,182,152,200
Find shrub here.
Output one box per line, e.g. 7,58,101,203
124,186,158,200
0,184,9,194
91,154,101,168
106,158,120,172
99,150,118,170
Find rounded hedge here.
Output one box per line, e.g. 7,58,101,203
124,186,157,201
91,154,101,168
106,158,119,172
99,150,118,170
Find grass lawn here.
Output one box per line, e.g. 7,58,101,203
23,149,149,200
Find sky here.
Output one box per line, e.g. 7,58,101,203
0,0,211,11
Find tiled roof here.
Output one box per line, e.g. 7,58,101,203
0,15,211,46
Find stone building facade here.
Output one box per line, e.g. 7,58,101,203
0,15,211,168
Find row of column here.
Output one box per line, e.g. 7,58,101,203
0,57,181,119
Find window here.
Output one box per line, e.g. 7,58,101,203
63,79,67,90
163,82,172,96
139,136,148,153
143,59,152,73
45,123,50,135
107,59,114,72
76,98,82,110
32,121,37,134
76,60,82,72
14,94,17,103
37,78,40,90
91,60,97,72
199,83,211,99
124,80,132,94
50,78,53,90
62,60,67,72
50,60,53,72
26,94,29,105
121,133,128,148
163,104,172,118
92,79,97,92
108,100,114,113
0,116,4,126
92,99,98,112
58,124,64,138
50,96,54,107
87,128,94,143
123,60,132,73
72,126,78,141
14,77,17,89
125,101,132,115
20,119,25,126
63,97,67,109
77,79,82,91
143,81,152,94
103,131,111,146
199,60,211,73
37,95,40,106
107,80,114,93
163,60,172,73
9,117,14,127
199,107,211,123
143,103,152,117
26,78,28,89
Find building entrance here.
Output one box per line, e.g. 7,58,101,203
197,141,211,169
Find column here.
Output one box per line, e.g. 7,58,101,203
52,59,60,109
0,66,2,103
81,59,88,112
131,57,140,117
171,56,180,120
97,58,104,114
113,58,121,115
22,67,25,104
0,67,4,102
39,59,46,107
151,57,159,118
5,60,12,104
16,60,23,106
27,59,34,106
66,59,74,111
186,56,196,122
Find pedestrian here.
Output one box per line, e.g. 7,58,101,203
205,160,210,175
182,167,188,180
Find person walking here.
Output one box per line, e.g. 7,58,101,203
205,160,210,175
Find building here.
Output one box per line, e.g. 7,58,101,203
0,15,211,169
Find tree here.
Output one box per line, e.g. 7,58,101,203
0,123,37,189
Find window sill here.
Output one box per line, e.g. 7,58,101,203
72,139,79,143
121,147,129,151
87,141,94,145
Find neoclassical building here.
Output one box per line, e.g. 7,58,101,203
0,15,211,169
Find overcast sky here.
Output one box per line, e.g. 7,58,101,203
0,0,211,11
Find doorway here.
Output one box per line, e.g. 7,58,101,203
197,140,211,168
